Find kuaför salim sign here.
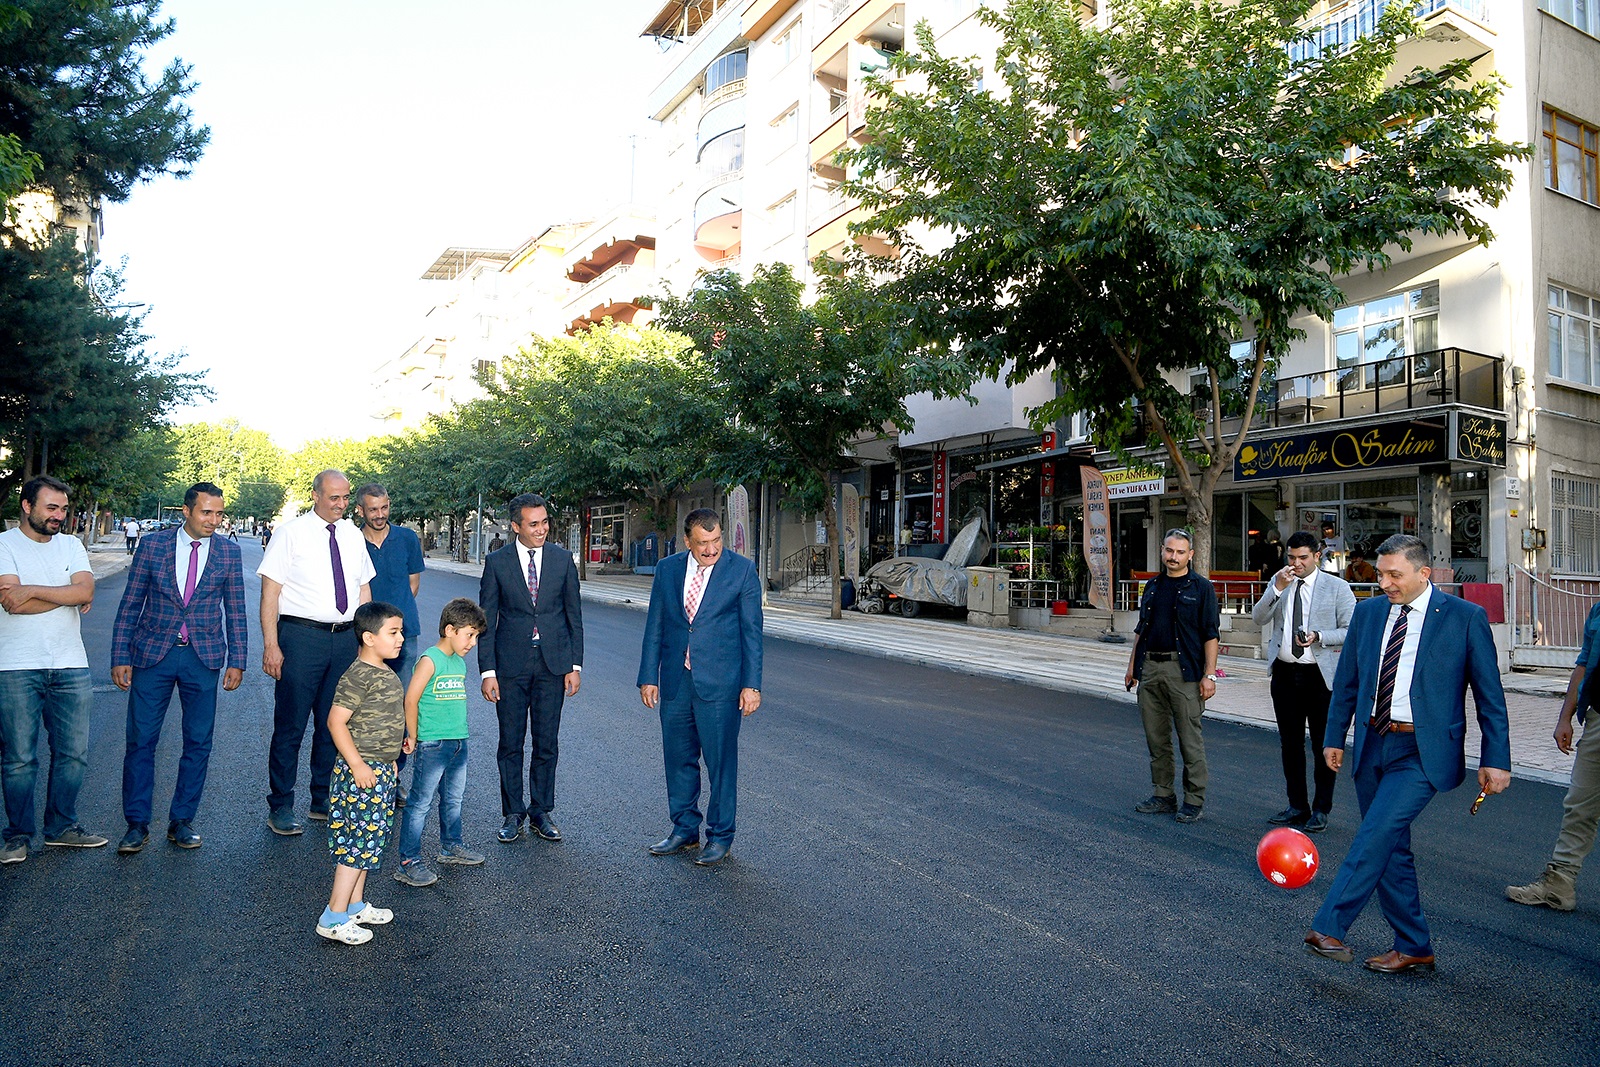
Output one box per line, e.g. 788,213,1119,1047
1233,420,1448,482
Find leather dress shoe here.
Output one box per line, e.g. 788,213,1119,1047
1268,807,1308,826
530,813,562,842
648,831,700,856
1303,811,1329,833
694,840,731,867
1365,950,1436,974
116,825,148,854
1304,930,1353,962
497,815,525,843
167,820,202,849
267,808,304,836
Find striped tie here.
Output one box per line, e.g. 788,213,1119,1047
527,551,540,642
1371,604,1411,735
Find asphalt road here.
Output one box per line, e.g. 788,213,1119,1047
2,539,1598,1066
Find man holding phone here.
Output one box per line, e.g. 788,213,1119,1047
1251,531,1357,833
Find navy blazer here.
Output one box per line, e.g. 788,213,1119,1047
111,527,248,672
1324,586,1511,792
637,550,763,703
478,541,583,677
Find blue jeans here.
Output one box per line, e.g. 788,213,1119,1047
0,668,94,839
398,738,468,861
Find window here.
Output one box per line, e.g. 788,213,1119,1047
768,192,796,235
1552,473,1600,574
474,359,496,386
1543,107,1600,206
773,20,800,66
1332,283,1438,389
771,104,798,146
1548,283,1600,386
1542,0,1599,37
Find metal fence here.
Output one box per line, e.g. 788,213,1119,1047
1510,565,1600,668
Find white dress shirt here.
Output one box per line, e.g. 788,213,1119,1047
1376,583,1432,725
175,531,211,594
1276,567,1319,666
483,541,576,678
684,556,714,615
256,511,374,623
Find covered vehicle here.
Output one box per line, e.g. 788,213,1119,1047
855,508,990,616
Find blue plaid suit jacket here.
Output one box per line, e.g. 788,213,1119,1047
111,527,248,671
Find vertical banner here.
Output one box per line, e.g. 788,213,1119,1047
1080,466,1113,610
841,483,860,583
1040,432,1058,524
932,450,948,542
727,484,752,559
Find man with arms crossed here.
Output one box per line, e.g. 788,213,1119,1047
0,476,105,861
110,482,247,853
1304,534,1510,973
637,508,763,867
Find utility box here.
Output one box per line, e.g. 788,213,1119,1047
966,567,1010,628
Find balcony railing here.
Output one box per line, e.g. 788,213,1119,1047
1254,347,1501,430
1290,0,1493,64
571,262,634,304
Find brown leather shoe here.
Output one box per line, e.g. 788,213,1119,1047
1364,950,1436,974
1304,930,1353,962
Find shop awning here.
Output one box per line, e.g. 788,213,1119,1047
974,447,1100,473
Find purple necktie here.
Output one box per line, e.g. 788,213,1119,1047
179,540,199,642
328,523,348,615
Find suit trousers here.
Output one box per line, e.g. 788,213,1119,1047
495,655,565,817
121,642,219,827
1312,727,1437,956
658,678,742,844
1269,661,1337,814
267,622,356,812
1551,718,1600,876
1137,658,1207,805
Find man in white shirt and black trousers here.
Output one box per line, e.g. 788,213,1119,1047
1252,530,1356,833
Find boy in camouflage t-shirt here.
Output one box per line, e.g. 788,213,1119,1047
316,601,412,946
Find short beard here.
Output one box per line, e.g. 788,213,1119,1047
25,510,57,536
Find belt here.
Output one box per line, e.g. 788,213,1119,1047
1370,717,1415,734
1146,651,1177,662
175,636,189,647
280,615,353,633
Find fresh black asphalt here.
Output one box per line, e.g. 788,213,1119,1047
2,539,1598,1066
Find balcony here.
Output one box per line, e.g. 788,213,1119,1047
1292,0,1496,73
1254,348,1502,430
694,180,744,259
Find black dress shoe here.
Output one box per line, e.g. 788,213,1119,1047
694,840,731,866
1268,807,1309,826
1303,811,1329,833
648,831,700,856
530,813,562,842
167,820,202,849
116,825,148,855
497,815,525,843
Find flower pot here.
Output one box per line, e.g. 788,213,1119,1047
1051,600,1070,616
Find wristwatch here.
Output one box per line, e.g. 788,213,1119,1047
1204,674,1218,682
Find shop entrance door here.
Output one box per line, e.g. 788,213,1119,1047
1116,509,1148,580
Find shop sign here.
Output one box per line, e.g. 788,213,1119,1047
932,451,947,540
1103,466,1165,500
1079,466,1113,610
1450,412,1506,467
1039,431,1057,497
1233,419,1447,483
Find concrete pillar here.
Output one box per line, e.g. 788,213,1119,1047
1420,464,1452,573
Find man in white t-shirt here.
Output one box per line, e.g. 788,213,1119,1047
123,517,140,556
0,475,108,863
256,470,375,836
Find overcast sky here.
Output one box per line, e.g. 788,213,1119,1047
102,0,668,450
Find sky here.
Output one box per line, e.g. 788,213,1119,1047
101,0,670,450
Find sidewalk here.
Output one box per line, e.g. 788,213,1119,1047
422,556,1578,787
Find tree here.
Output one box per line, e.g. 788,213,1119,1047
843,0,1530,570
164,419,288,521
284,436,388,510
657,264,925,619
0,0,209,208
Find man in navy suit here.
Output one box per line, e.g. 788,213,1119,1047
110,482,248,853
1304,534,1510,973
637,508,763,867
479,492,583,844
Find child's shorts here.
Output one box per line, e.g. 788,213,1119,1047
327,758,396,871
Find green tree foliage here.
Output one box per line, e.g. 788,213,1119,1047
164,419,288,521
658,265,922,618
0,0,209,207
843,0,1530,570
284,436,388,511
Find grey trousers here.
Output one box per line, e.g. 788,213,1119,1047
1138,658,1208,806
1553,718,1600,876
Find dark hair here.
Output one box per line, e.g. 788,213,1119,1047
684,508,721,536
354,601,403,645
508,492,548,527
21,475,70,506
356,483,388,505
439,597,488,636
1161,527,1192,547
1285,531,1318,552
1376,534,1430,570
185,482,224,508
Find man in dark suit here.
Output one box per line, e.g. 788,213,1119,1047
479,492,583,844
637,508,763,867
110,482,248,853
1304,534,1510,974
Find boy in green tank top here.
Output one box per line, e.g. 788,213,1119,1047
394,598,488,888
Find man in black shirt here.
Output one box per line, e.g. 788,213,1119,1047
1124,529,1221,823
